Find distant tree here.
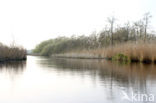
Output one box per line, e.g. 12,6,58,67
107,16,116,46
33,12,156,56
124,22,130,41
135,20,144,39
143,12,152,42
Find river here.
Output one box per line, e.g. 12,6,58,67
0,56,156,103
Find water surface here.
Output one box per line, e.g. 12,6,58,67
0,56,156,103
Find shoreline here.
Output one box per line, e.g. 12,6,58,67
28,53,155,64
29,53,156,64
50,54,155,64
0,57,27,63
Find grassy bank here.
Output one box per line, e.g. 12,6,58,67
33,38,156,63
102,42,156,63
50,42,156,63
33,34,156,63
0,43,26,62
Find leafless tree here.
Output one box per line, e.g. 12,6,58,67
143,12,152,42
107,16,116,46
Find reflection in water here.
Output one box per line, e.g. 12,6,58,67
0,56,156,103
38,57,156,102
0,61,26,85
0,61,26,74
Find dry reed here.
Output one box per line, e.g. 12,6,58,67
0,43,26,62
52,42,156,63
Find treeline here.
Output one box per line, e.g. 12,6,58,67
0,43,27,62
33,13,156,58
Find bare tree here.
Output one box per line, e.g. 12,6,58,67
125,22,130,41
143,12,152,42
134,20,144,40
107,16,116,46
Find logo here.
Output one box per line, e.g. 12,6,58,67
121,90,155,102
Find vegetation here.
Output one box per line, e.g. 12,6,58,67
112,54,130,62
102,43,156,63
33,12,156,63
0,43,26,62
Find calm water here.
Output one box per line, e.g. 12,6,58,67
0,56,156,103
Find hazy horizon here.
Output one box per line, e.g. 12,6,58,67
0,0,156,49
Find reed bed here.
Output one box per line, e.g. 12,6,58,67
101,42,156,63
52,42,156,63
0,43,26,62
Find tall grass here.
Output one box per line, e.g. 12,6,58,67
52,42,156,63
0,43,26,62
102,42,156,63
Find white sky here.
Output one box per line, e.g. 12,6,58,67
0,0,156,49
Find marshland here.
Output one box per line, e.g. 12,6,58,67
33,13,156,63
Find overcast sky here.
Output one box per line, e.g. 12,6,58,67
0,0,155,49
